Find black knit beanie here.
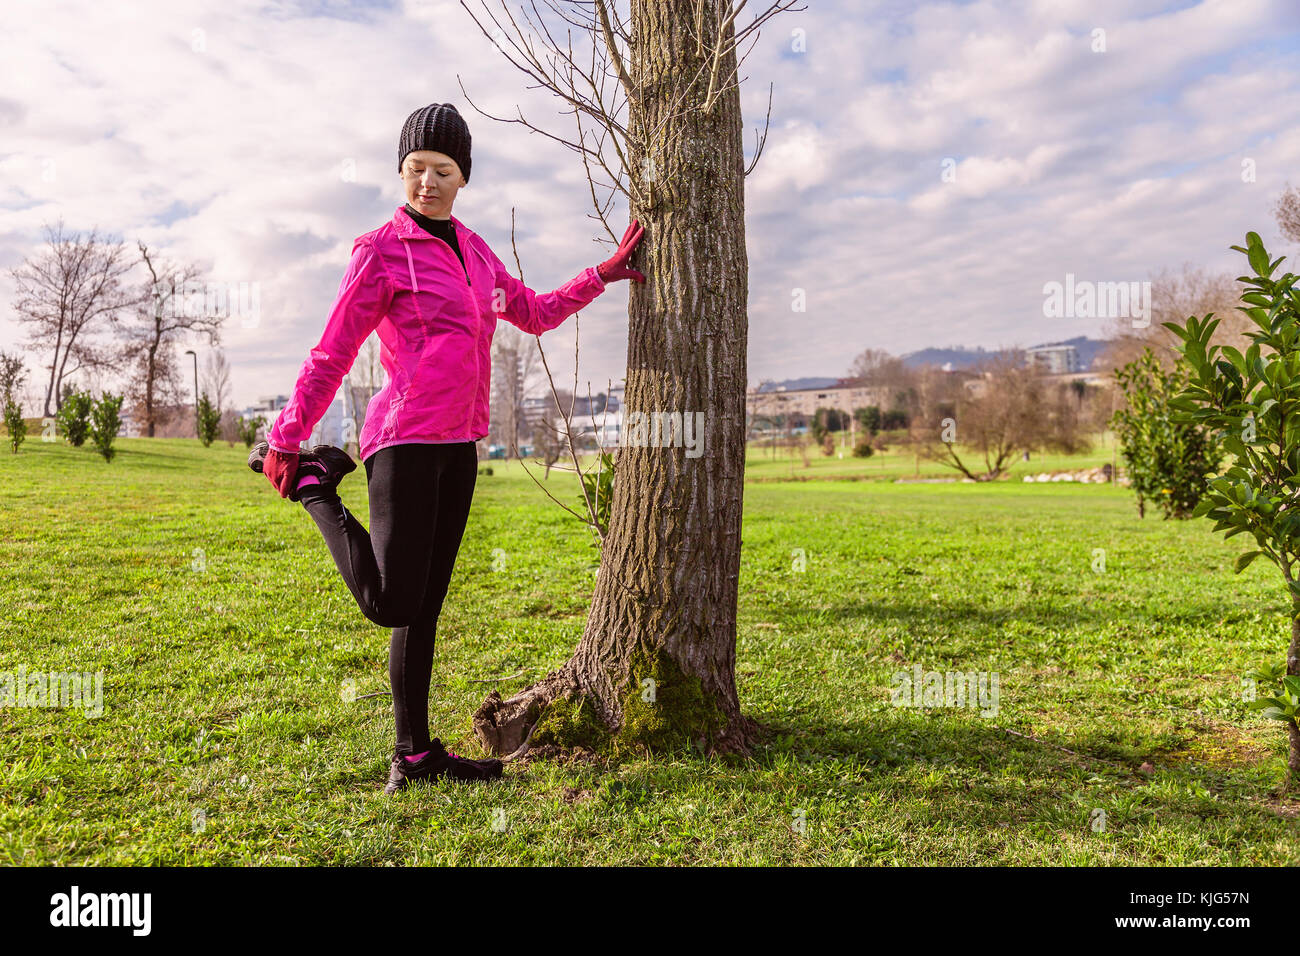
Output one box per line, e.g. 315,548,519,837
398,103,472,183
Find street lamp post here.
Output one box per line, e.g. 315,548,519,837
184,349,198,439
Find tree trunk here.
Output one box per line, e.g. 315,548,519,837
1289,605,1300,790
474,0,755,756
43,323,65,419
145,342,158,438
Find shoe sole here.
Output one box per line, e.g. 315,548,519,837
382,759,502,793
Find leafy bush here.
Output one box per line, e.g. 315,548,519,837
881,408,909,430
1164,231,1300,787
578,450,616,543
853,436,874,458
236,414,265,449
4,399,25,453
1110,347,1223,518
197,393,222,447
56,389,93,447
853,405,881,435
0,351,27,453
810,407,848,443
89,392,124,462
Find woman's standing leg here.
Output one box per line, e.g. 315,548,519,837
389,441,479,756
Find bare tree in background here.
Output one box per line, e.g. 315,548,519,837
10,220,139,418
118,243,221,437
468,0,803,758
1273,182,1300,246
200,347,232,412
846,347,907,387
200,346,237,443
531,413,567,477
747,377,797,462
1099,263,1247,373
915,351,1089,480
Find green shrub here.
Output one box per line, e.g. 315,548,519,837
4,399,26,453
853,436,874,458
89,392,124,462
1165,231,1300,787
236,414,265,449
197,393,221,447
578,450,615,543
1111,347,1223,518
56,389,94,447
811,407,848,443
881,408,909,430
853,405,881,435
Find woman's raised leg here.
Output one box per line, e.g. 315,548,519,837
298,443,445,628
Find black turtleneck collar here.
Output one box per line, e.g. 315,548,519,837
402,203,467,278
404,202,454,231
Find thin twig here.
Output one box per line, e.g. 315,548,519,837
466,669,530,684
993,726,1134,773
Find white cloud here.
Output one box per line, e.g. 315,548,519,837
4,0,1300,406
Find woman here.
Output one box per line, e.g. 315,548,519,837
248,102,646,795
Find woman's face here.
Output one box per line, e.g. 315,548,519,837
401,150,466,220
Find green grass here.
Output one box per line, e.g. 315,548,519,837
1,436,1297,865
741,428,1123,481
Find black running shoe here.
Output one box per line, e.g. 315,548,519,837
247,441,356,502
382,739,504,795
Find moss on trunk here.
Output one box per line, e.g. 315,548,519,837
525,649,725,753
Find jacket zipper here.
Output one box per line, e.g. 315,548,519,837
401,233,483,437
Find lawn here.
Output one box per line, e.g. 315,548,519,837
1,436,1297,865
741,428,1123,481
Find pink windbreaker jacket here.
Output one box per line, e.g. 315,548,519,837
268,204,608,462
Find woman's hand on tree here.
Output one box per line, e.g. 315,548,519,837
597,220,646,284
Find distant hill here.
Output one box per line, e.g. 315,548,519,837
902,335,1108,371
900,345,996,370
754,336,1110,393
754,376,842,393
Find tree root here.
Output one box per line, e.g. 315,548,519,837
472,670,581,756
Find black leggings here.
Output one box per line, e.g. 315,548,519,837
300,441,478,756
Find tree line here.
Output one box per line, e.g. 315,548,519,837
2,218,249,450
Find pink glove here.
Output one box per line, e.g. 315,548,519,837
264,447,300,498
597,220,646,284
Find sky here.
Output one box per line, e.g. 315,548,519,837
3,0,1300,411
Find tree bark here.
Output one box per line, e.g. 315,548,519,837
474,0,755,756
1289,604,1300,790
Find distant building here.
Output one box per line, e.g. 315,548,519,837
1026,344,1080,374
239,393,288,421
522,380,623,430
234,391,360,449
965,368,1113,398
746,383,894,419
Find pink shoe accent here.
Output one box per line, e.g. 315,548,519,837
403,750,430,764
295,461,326,490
